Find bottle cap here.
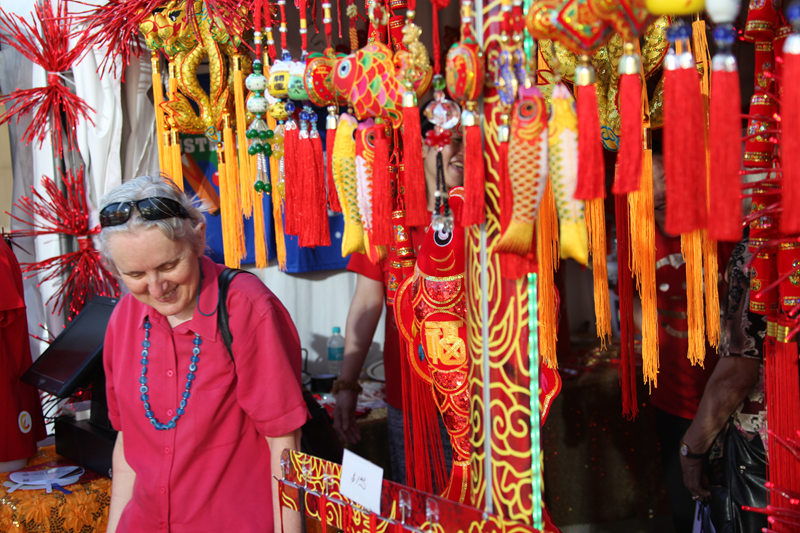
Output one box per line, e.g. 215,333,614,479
332,326,341,334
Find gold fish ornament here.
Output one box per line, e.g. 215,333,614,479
332,114,365,256
548,83,588,266
496,86,548,256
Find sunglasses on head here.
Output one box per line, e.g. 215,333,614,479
99,197,189,228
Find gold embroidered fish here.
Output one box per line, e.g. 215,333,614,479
496,86,548,256
332,113,365,256
549,83,588,266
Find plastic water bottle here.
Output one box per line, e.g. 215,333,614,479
326,327,345,376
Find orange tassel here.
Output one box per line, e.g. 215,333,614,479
681,230,706,366
233,55,254,218
536,182,559,369
586,198,611,348
253,191,268,268
703,232,720,348
170,128,184,191
223,116,245,265
151,53,167,173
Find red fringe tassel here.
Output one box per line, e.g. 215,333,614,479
708,66,743,241
615,193,638,419
305,132,331,247
283,124,301,237
461,121,486,225
782,50,800,234
371,123,393,246
575,83,605,200
402,103,428,226
664,64,707,235
613,73,642,195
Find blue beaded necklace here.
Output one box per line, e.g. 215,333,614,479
139,317,201,430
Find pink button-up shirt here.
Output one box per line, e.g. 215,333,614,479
105,256,308,532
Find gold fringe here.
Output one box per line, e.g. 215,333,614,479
170,127,184,191
253,190,268,269
537,181,559,369
151,53,167,173
704,232,720,348
682,230,706,366
586,198,611,349
216,143,234,267
266,116,287,269
628,148,659,386
168,62,178,101
233,55,254,218
218,115,244,268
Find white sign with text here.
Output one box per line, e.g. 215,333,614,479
339,449,384,513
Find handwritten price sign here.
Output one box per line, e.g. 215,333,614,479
339,449,384,513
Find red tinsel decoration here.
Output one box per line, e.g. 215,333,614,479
575,83,605,200
708,64,743,241
782,48,800,234
8,168,119,319
0,0,95,157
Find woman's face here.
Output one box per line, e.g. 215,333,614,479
423,131,464,189
107,225,203,324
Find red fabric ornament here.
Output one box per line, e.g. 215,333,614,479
9,168,119,319
663,55,707,235
708,62,743,241
402,103,428,227
0,0,95,157
371,123,393,245
781,43,800,234
613,73,642,195
575,83,605,200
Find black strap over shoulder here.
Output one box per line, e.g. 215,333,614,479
217,268,252,361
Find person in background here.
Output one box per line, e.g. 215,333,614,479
0,237,46,473
648,153,727,532
332,121,463,483
98,176,307,533
680,234,767,532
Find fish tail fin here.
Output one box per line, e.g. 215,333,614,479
495,219,535,256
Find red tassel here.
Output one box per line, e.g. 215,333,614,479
663,59,707,235
575,83,605,200
310,132,331,247
296,130,317,246
612,73,642,195
615,193,638,419
283,124,300,237
371,123,393,245
402,102,428,226
461,118,486,225
782,47,800,234
318,493,327,531
708,63,742,241
326,125,342,212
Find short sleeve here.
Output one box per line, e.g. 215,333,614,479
104,307,122,431
226,275,308,437
347,252,383,283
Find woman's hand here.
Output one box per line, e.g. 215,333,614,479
333,389,361,444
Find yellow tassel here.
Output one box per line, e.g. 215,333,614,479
168,62,178,101
223,115,245,264
151,53,167,173
253,191,268,269
537,181,559,369
586,198,611,349
216,144,235,267
267,134,287,270
682,230,706,366
233,55,254,218
628,148,659,386
496,220,534,256
170,128,184,191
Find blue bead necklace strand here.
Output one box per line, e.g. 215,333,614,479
139,317,201,430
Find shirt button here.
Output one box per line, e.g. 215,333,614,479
167,369,174,377
167,409,174,416
160,486,167,494
163,447,171,455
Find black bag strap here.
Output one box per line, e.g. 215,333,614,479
217,268,251,361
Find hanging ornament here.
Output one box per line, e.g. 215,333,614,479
446,0,485,227
9,169,120,319
424,75,461,232
0,0,95,158
782,2,800,234
246,60,275,193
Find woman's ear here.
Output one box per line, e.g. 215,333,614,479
193,221,207,255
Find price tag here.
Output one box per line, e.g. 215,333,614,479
339,449,383,513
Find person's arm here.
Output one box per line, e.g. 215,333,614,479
680,356,760,500
106,432,135,533
332,273,384,444
267,429,302,533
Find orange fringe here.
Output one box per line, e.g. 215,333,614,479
168,62,178,101
219,116,245,268
536,182,559,369
586,198,611,349
628,148,659,386
682,230,706,366
151,53,167,173
233,55,254,218
170,127,184,191
253,190,268,269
